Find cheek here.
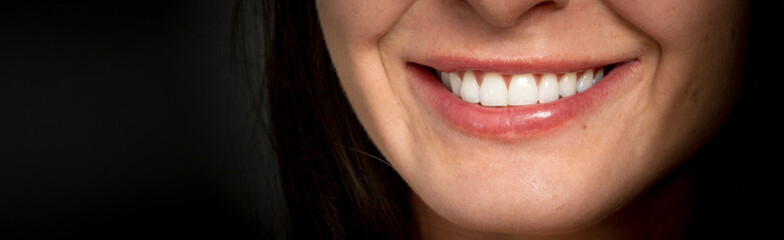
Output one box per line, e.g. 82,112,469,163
317,0,414,51
606,0,745,103
315,0,416,108
599,0,746,120
609,0,746,159
316,0,423,165
316,0,416,91
607,0,743,54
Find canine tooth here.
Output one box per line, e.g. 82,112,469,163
538,74,559,103
479,73,507,106
508,74,538,106
449,72,461,96
577,69,593,93
459,71,480,103
593,68,604,84
559,72,577,98
440,72,451,90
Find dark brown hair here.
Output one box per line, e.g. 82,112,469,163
232,0,415,239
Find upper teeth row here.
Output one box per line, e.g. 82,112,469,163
438,68,605,106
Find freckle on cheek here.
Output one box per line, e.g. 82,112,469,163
691,89,699,102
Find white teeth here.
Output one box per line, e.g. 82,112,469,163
449,72,461,95
438,66,607,106
593,68,604,85
440,72,451,90
508,74,538,106
459,71,480,103
538,73,559,103
576,69,593,93
479,73,507,106
559,72,577,98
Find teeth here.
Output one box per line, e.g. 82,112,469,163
459,71,480,103
479,73,507,106
448,72,461,95
559,72,577,98
538,74,559,103
508,74,538,106
438,66,607,106
440,72,451,90
576,69,593,93
592,68,604,85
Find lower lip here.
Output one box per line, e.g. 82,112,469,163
408,61,639,139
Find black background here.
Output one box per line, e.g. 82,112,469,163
2,1,280,238
1,1,782,239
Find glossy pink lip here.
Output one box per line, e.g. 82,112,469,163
408,60,639,139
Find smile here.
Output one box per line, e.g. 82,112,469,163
408,58,639,139
434,65,615,107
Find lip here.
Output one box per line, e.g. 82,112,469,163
422,54,631,74
407,59,639,139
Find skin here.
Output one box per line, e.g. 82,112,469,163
316,0,747,239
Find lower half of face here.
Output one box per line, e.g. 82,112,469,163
318,0,747,234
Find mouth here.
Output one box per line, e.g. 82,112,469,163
407,59,639,139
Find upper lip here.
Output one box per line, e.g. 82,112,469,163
414,54,635,74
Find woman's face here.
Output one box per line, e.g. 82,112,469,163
317,0,746,234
